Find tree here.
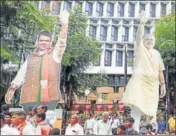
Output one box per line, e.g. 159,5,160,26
155,13,175,87
154,13,176,111
0,1,58,62
60,8,108,106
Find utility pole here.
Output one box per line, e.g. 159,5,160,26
124,44,128,87
165,65,170,121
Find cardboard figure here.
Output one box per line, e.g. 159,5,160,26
122,11,166,132
5,11,70,111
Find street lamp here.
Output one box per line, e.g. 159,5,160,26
113,99,117,104
97,97,103,103
85,89,90,96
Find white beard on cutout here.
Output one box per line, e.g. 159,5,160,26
143,40,155,49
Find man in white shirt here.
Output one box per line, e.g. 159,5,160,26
1,124,20,135
96,112,112,135
110,113,120,134
84,113,97,135
65,114,84,135
1,113,20,135
11,111,36,135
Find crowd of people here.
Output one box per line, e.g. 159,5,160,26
82,111,175,135
0,104,60,135
0,104,175,135
1,105,176,135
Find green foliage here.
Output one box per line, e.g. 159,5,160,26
155,13,176,85
79,113,88,121
61,8,108,96
18,2,58,31
0,1,58,63
63,8,101,67
0,47,20,63
155,13,175,49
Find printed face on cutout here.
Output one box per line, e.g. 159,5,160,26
37,35,52,51
143,34,155,49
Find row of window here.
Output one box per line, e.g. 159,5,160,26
94,49,134,67
108,75,131,89
89,25,150,41
64,1,168,17
90,19,144,26
41,1,175,17
86,74,130,89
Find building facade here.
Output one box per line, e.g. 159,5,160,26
39,1,175,94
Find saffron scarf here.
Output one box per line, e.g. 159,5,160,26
17,122,26,135
35,48,53,102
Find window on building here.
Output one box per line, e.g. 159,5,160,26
161,3,166,16
107,2,114,17
127,50,134,67
129,2,135,17
134,20,139,25
96,2,103,16
75,2,82,10
116,50,123,66
139,3,145,12
101,20,108,24
89,25,96,39
31,1,39,8
123,20,129,24
110,86,117,93
122,26,129,41
108,75,115,86
118,3,124,17
104,50,112,66
108,75,124,90
64,1,72,10
105,44,112,48
102,93,108,100
150,3,156,17
145,26,150,34
115,76,120,86
41,1,50,9
51,1,61,15
112,20,119,24
171,2,175,13
146,20,151,25
100,26,107,41
90,19,97,24
111,26,118,41
128,44,134,49
133,26,138,40
116,44,123,48
85,2,93,16
119,76,125,86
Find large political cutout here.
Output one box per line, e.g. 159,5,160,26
5,11,70,111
